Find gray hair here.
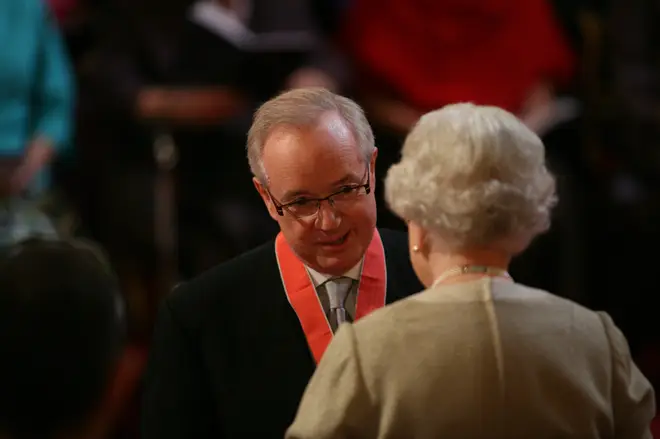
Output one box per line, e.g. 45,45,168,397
247,88,375,183
385,103,557,251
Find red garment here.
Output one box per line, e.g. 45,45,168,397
340,0,574,113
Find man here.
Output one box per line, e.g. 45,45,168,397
0,238,125,439
141,88,423,438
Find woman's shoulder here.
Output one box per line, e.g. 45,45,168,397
490,280,597,314
350,279,605,351
348,288,450,353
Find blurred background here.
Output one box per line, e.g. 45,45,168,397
7,0,660,436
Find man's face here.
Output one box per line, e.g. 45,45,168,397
255,112,378,276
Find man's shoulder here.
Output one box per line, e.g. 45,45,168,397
190,239,276,284
166,240,278,315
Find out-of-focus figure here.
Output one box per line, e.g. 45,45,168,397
0,238,125,439
76,0,348,336
0,0,75,247
339,0,585,304
610,0,660,181
341,0,574,134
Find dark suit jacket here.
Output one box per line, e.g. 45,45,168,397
141,229,422,438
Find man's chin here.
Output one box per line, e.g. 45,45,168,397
313,261,354,277
313,251,362,277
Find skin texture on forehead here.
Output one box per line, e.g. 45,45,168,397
262,112,366,199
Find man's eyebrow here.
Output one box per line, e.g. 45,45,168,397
281,189,310,201
280,174,358,201
331,174,358,186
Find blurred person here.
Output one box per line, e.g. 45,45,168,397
0,238,125,439
78,0,348,277
339,0,586,304
339,0,575,195
609,0,660,178
75,0,350,338
46,0,97,65
47,0,78,25
605,0,660,396
608,0,660,202
286,103,655,439
0,0,75,246
341,0,574,135
141,88,423,439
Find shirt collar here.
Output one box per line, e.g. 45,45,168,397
305,258,363,288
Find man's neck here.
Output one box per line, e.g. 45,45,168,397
306,258,364,288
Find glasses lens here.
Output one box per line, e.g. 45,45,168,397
332,187,366,204
288,201,318,218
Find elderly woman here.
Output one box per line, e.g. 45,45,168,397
286,103,655,438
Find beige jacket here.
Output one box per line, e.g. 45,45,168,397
286,278,655,439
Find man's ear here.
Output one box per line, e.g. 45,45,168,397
253,177,280,222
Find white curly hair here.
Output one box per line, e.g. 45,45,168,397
385,103,557,251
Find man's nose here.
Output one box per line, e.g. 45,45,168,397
315,200,341,230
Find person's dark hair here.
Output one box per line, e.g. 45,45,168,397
0,238,125,439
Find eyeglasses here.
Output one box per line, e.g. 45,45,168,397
267,166,371,218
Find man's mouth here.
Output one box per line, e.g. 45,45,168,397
319,232,349,246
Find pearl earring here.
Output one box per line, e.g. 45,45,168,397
412,245,420,252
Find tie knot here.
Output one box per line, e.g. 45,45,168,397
325,277,352,309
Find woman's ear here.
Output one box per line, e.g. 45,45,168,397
407,221,428,255
407,220,435,288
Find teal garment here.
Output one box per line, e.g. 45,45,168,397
0,0,75,196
